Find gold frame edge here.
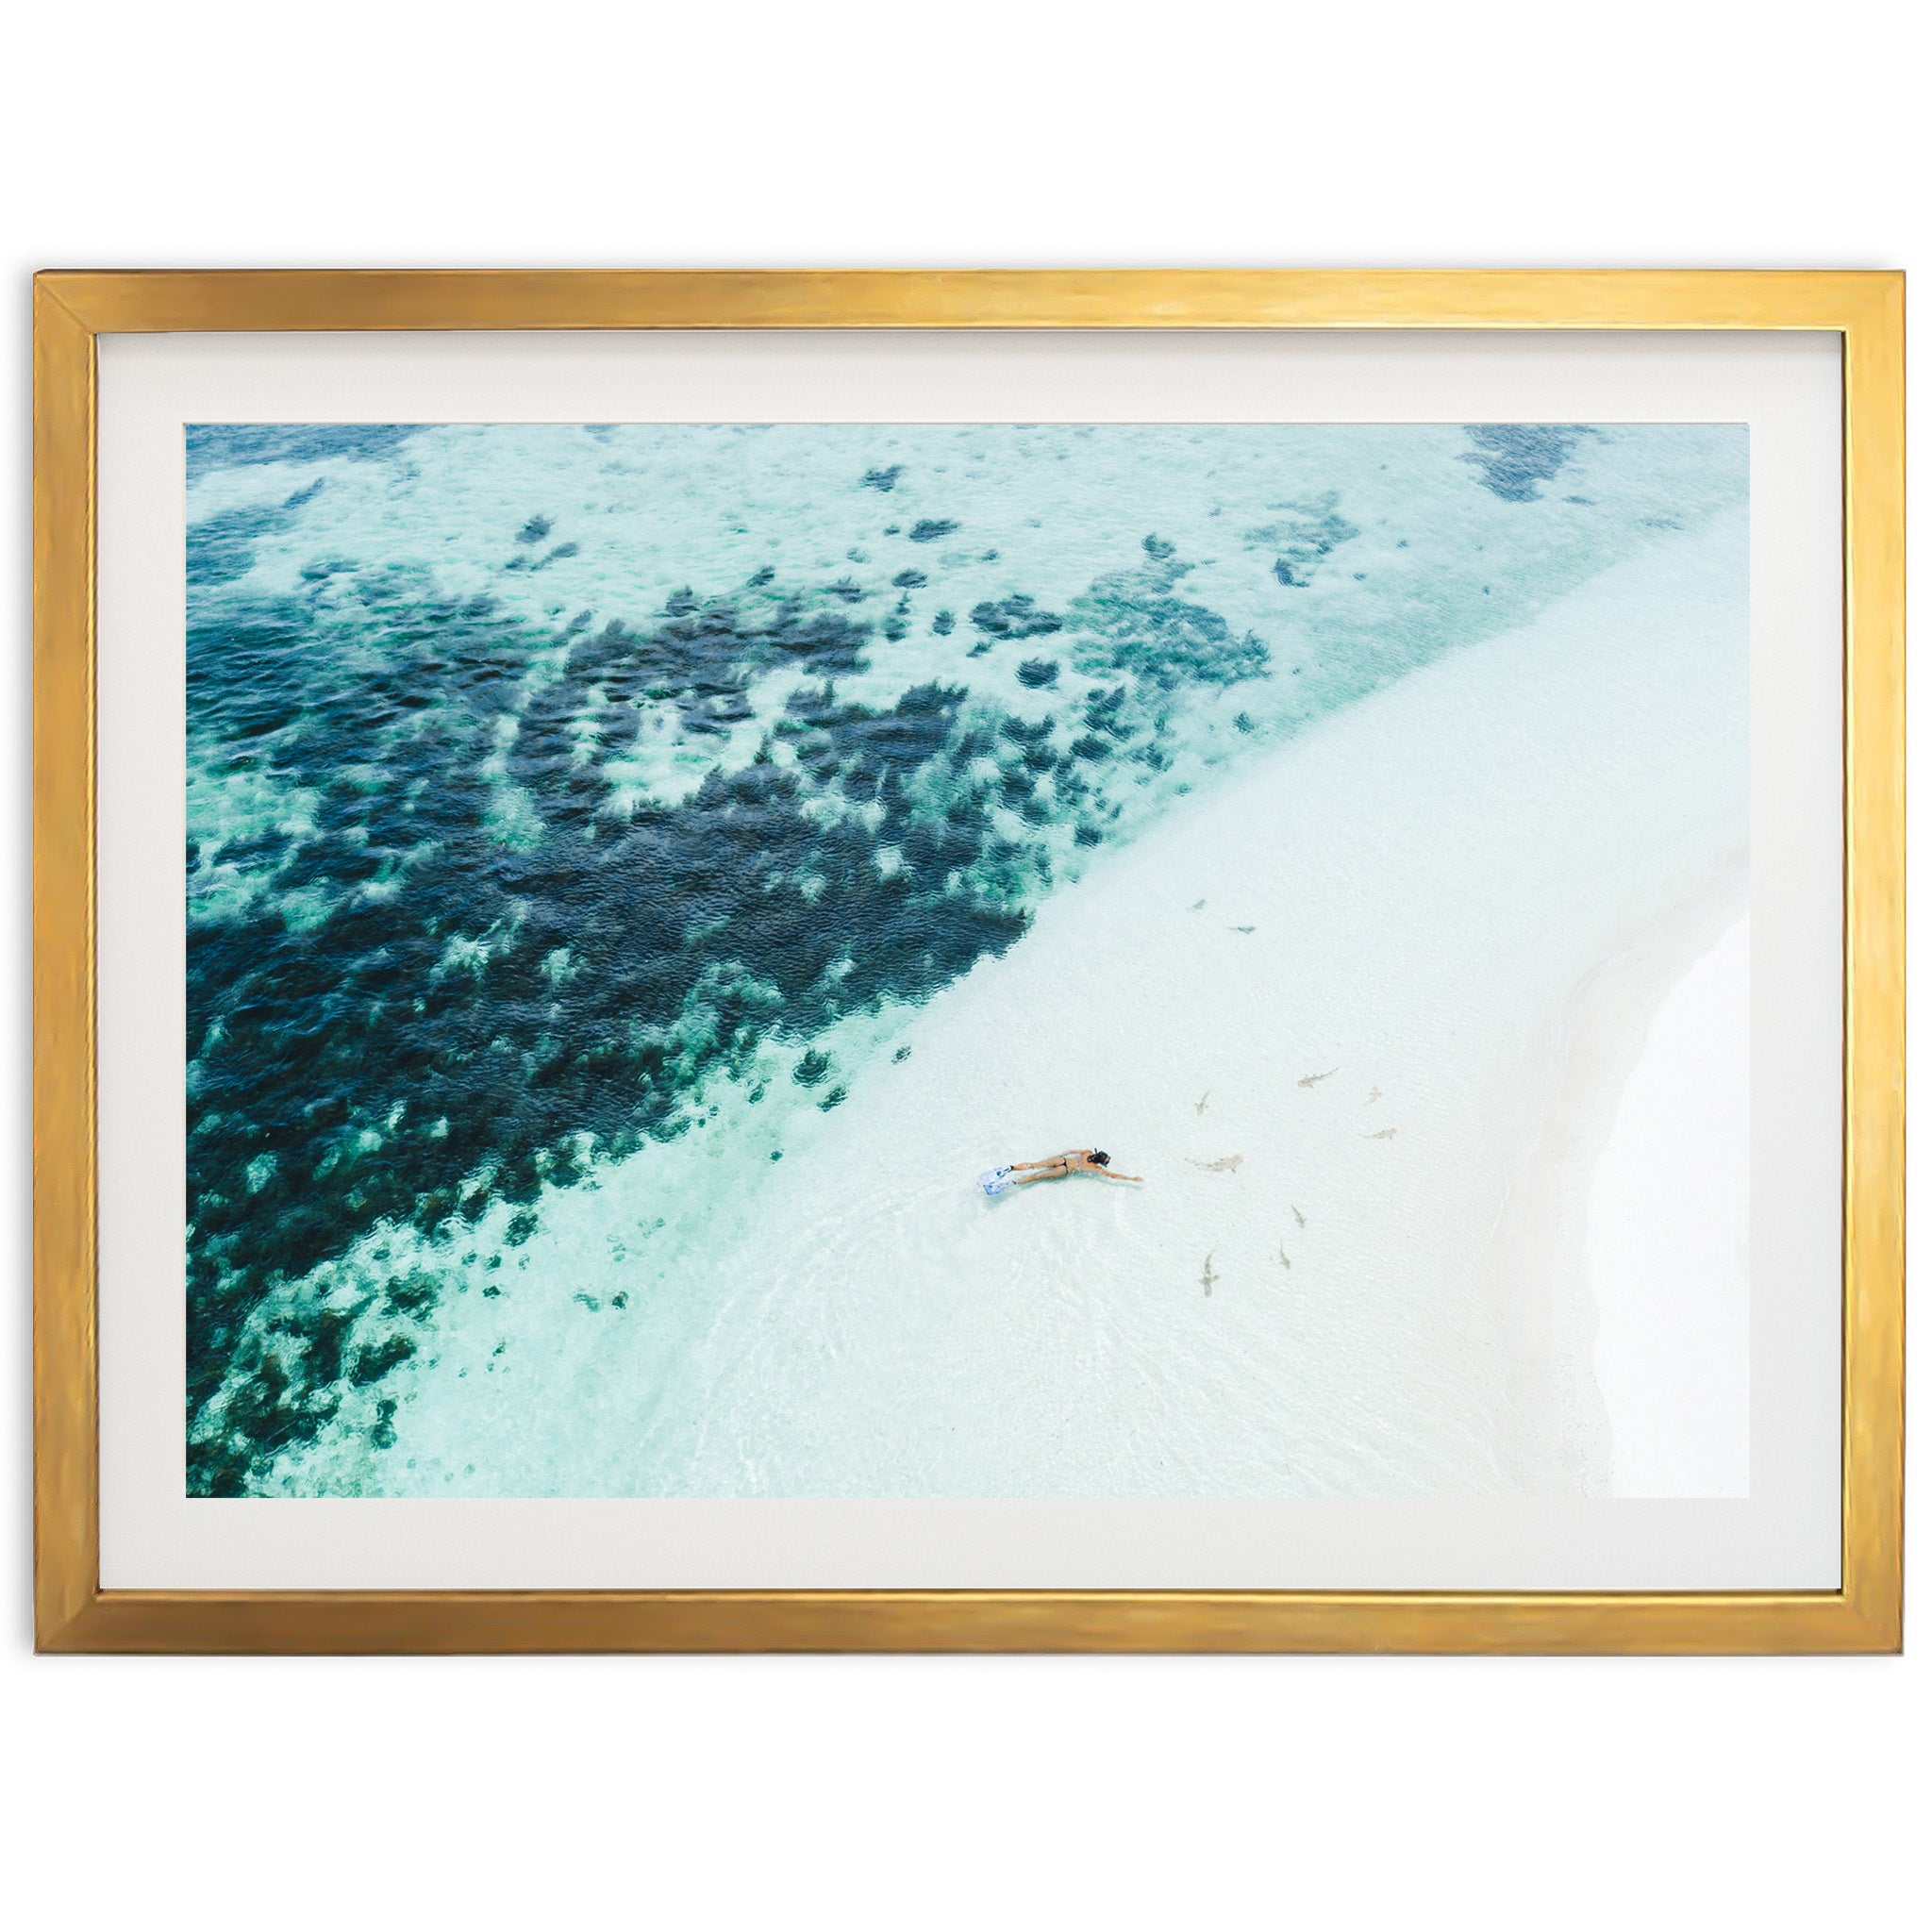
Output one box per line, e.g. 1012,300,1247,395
32,269,1905,1655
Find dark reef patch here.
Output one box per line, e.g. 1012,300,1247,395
1242,496,1360,589
1065,545,1269,690
1458,425,1601,503
187,480,328,588
188,424,421,481
971,594,1063,641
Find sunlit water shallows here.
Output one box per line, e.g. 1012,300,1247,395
184,422,1747,1496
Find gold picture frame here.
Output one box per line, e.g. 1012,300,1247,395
33,270,1904,1654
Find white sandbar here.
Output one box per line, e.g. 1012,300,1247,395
1590,917,1751,1495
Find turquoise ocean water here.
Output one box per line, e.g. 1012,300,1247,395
184,422,1745,1495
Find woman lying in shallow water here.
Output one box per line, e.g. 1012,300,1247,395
979,1149,1144,1196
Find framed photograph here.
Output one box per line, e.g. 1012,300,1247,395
33,271,1903,1653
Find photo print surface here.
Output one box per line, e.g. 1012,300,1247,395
183,421,1749,1499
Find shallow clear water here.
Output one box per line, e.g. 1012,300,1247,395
184,421,1745,1495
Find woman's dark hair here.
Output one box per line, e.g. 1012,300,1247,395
1091,1150,1110,1166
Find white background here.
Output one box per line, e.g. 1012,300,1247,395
3,2,1921,1925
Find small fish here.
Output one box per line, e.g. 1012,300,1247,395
1365,1086,1382,1106
1194,1089,1212,1115
1189,899,1206,912
1276,1243,1292,1272
1291,1204,1306,1229
1363,1126,1398,1141
1201,1252,1219,1297
1187,1154,1244,1174
1298,1068,1339,1088
1227,924,1257,934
